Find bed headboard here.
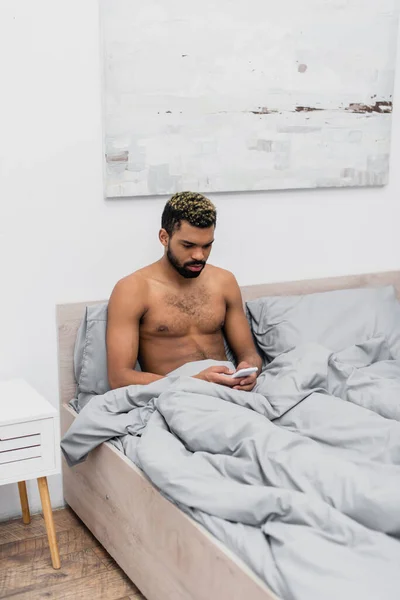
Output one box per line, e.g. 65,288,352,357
56,270,400,406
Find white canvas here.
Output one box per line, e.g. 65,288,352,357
101,0,399,198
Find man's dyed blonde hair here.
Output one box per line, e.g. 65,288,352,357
161,191,217,235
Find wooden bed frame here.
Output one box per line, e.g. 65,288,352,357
57,270,400,600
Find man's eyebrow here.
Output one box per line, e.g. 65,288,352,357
181,239,214,245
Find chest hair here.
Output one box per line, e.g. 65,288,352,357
164,286,211,317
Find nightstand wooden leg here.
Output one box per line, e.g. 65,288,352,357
37,476,61,569
17,481,31,524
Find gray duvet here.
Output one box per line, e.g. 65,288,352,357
61,336,400,600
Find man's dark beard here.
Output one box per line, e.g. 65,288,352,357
167,246,205,279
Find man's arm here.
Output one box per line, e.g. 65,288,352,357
106,276,164,389
223,272,262,390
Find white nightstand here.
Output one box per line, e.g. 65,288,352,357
0,379,61,569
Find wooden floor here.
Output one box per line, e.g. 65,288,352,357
0,507,146,599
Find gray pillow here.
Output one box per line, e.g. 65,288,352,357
74,302,142,396
246,285,400,362
74,302,110,396
74,302,237,395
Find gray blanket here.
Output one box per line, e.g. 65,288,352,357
61,338,400,600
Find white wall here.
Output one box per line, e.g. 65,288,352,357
0,0,399,521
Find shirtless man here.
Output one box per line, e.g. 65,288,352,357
106,191,262,391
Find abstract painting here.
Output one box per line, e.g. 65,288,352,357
101,0,398,197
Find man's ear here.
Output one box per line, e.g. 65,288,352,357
159,228,169,248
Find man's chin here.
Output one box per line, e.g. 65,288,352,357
182,267,203,279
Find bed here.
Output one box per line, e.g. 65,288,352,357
57,270,400,600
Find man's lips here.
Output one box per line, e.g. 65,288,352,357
186,264,204,271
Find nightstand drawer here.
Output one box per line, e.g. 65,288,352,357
0,418,56,483
0,433,41,453
0,445,41,465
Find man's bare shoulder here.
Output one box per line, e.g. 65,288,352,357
109,268,156,314
112,271,146,294
206,264,238,286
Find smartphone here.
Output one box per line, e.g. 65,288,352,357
231,367,258,379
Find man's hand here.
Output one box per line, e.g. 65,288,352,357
194,365,239,387
232,361,258,391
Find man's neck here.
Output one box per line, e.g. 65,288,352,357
157,256,201,288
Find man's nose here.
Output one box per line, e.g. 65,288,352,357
192,248,205,262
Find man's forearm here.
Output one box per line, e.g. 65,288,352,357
109,368,164,390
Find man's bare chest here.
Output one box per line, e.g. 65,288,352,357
141,286,226,336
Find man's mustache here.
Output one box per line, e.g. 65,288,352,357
185,261,205,267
